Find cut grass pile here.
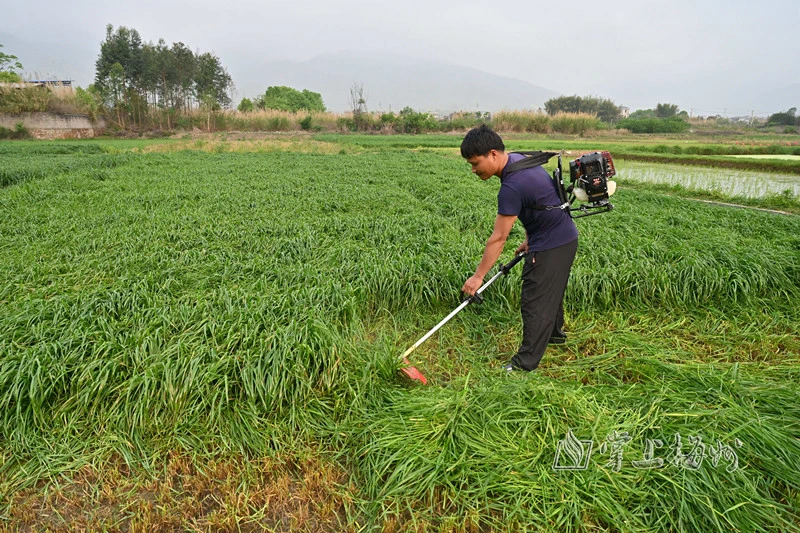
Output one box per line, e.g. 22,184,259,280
0,138,798,531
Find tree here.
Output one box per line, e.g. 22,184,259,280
545,95,582,115
349,82,368,130
594,99,622,123
0,44,24,82
655,103,680,118
238,97,254,113
629,108,656,119
95,25,146,124
544,95,620,123
95,25,143,96
199,92,218,131
767,108,797,127
92,24,237,129
195,52,233,109
170,42,196,112
258,86,325,113
108,62,127,127
152,39,177,112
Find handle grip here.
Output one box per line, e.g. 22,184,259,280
462,252,526,303
500,251,526,274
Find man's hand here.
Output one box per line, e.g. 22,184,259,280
515,241,529,255
462,274,484,297
463,214,516,297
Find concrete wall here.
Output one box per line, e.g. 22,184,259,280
0,112,107,139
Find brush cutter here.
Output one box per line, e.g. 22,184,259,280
399,251,526,384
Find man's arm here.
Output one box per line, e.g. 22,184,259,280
462,214,517,296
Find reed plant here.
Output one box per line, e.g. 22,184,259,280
0,85,51,113
490,111,604,135
549,112,604,135
176,109,348,133
492,109,551,133
0,84,87,114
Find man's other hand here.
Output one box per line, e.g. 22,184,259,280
462,274,484,296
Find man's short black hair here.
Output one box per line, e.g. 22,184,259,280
460,124,505,159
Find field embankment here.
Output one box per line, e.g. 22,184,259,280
0,112,106,139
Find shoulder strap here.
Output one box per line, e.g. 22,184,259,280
506,151,558,174
505,151,569,212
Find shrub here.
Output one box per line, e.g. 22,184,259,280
397,107,438,134
74,86,103,121
440,111,487,132
616,117,690,133
0,122,30,139
336,117,353,132
379,112,397,126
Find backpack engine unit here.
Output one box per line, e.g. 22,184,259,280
507,150,617,218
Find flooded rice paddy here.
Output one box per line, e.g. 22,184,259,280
616,160,800,198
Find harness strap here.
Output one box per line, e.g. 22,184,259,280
505,151,569,211
505,151,558,173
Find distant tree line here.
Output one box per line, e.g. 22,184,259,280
542,96,693,132
94,24,233,128
616,102,690,133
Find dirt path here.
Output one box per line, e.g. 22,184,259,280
690,198,795,216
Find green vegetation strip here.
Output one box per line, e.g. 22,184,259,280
0,139,798,531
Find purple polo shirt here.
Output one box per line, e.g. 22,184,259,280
498,153,578,251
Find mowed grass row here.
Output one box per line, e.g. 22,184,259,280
1,143,799,531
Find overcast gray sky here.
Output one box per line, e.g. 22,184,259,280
3,0,798,116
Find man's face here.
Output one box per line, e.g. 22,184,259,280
465,150,499,180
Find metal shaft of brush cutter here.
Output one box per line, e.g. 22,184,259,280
400,252,526,361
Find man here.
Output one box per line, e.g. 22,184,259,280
460,125,578,372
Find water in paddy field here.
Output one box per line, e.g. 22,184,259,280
615,161,800,199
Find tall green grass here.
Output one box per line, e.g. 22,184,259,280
0,140,798,531
347,366,799,531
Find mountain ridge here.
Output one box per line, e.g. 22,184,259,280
230,50,561,114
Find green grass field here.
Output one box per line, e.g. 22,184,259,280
1,135,799,531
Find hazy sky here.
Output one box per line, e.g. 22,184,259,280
3,0,798,115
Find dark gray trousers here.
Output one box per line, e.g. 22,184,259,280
511,239,578,371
